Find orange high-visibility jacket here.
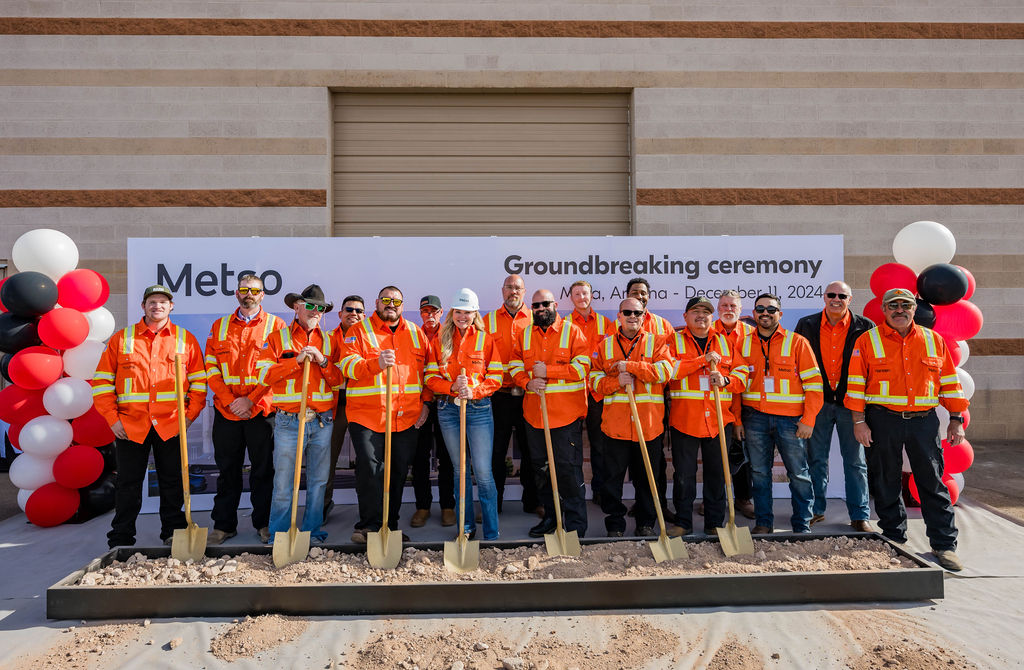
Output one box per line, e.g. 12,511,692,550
565,308,614,398
845,322,968,414
485,305,532,388
667,328,748,438
734,326,824,427
204,308,287,420
337,313,428,432
256,320,341,414
424,325,504,399
590,330,673,442
91,319,207,443
509,315,591,429
712,319,755,423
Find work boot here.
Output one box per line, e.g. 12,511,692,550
607,530,624,538
636,526,655,537
440,508,457,526
529,518,556,538
410,509,430,528
666,525,689,537
258,527,271,543
752,525,773,535
736,499,755,519
934,550,964,572
350,529,367,544
207,529,236,545
810,514,826,526
850,520,872,533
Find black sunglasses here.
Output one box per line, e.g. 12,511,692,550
532,300,553,309
826,292,850,300
754,305,780,314
303,302,327,313
620,309,645,317
343,306,364,314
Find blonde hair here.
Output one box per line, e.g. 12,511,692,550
439,308,485,367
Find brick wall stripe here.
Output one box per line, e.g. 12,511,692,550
0,189,326,207
636,188,1024,206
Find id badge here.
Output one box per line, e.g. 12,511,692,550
699,375,710,391
763,376,775,393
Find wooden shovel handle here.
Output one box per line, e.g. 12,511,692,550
290,359,311,532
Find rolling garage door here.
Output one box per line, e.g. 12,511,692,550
333,92,631,237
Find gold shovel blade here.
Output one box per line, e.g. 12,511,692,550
544,528,582,557
171,523,208,563
272,528,311,568
717,524,755,557
366,527,403,569
444,535,480,573
649,534,688,563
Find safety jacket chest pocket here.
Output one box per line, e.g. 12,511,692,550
554,348,570,366
922,357,943,372
117,354,140,371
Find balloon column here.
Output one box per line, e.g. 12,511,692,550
1,229,116,526
866,221,981,506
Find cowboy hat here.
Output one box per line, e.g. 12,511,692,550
284,284,334,313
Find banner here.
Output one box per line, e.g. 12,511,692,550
127,235,845,511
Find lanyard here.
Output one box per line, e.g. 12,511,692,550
758,331,775,377
617,332,642,362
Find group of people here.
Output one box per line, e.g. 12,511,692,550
91,271,970,571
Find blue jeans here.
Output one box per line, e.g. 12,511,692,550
437,397,499,540
269,410,333,543
742,407,814,532
808,402,870,521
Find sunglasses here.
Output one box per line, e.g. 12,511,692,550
886,301,915,311
503,285,525,292
303,302,327,313
826,292,850,300
343,306,364,314
237,287,262,295
754,305,780,314
379,297,403,307
532,300,553,309
620,309,645,317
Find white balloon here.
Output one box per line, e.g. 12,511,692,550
43,377,95,420
957,340,970,366
956,367,975,401
12,228,80,280
935,405,950,436
952,472,965,495
19,415,74,458
83,307,116,342
8,453,57,490
17,488,35,512
891,220,957,274
63,340,106,379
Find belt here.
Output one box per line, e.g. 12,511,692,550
441,395,487,406
279,408,320,421
873,406,933,420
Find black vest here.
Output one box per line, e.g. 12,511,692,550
794,310,874,406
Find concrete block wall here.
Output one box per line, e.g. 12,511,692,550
0,0,1021,438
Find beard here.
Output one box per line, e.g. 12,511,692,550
377,308,399,323
534,309,556,328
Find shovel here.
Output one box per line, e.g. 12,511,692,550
273,359,313,568
710,361,755,557
445,368,480,573
171,353,208,562
367,366,403,569
625,386,687,563
539,392,581,557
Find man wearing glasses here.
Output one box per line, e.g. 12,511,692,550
733,293,823,534
509,290,591,538
204,274,287,544
846,288,968,571
486,274,542,517
795,281,875,532
323,294,366,522
338,286,430,543
257,284,341,545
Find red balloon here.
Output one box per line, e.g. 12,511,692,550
942,474,960,506
933,300,984,341
862,297,885,325
38,308,89,350
0,385,46,424
71,406,115,447
943,335,963,367
25,482,80,527
956,265,976,301
53,445,105,489
962,409,971,429
8,345,63,389
870,263,918,299
908,474,920,503
7,422,24,450
943,439,974,475
57,269,110,312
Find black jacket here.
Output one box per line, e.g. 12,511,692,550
794,310,875,406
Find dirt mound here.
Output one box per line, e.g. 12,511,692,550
209,614,308,662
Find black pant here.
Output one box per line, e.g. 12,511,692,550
210,410,275,532
601,435,662,533
324,394,350,513
107,427,186,547
525,418,587,536
866,406,957,550
492,390,539,511
584,395,606,497
349,422,419,531
671,427,728,533
412,402,455,510
730,434,753,501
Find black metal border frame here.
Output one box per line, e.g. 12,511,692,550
47,533,943,619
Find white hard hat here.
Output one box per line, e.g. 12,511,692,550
451,287,480,312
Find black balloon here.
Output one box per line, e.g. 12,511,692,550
0,271,58,317
0,353,11,383
0,311,41,354
914,298,936,328
917,263,969,306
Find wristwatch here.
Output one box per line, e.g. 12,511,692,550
949,415,964,423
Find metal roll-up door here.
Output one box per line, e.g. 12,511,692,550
333,92,631,237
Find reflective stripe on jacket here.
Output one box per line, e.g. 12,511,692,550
565,308,614,398
424,325,503,400
667,329,748,438
734,327,824,426
486,305,532,388
845,323,968,414
256,320,341,413
91,318,207,443
590,330,672,442
509,315,590,429
204,309,286,420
